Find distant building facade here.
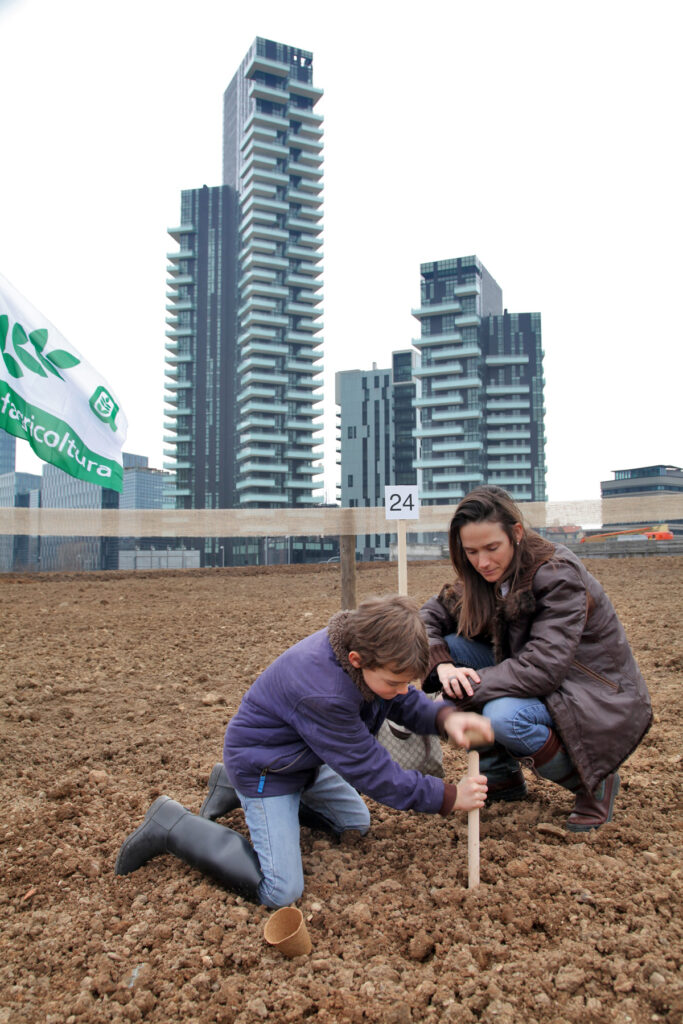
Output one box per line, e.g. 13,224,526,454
0,431,15,476
0,471,41,571
601,464,683,536
40,464,119,571
412,255,546,504
335,353,417,559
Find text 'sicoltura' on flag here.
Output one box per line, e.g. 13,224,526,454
0,273,128,492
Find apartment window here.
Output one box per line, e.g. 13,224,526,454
347,475,353,487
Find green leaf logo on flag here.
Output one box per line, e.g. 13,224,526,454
89,385,120,431
0,315,81,381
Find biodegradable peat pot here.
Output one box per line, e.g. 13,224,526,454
263,906,312,957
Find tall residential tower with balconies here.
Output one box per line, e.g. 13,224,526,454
412,256,546,504
224,37,324,508
164,38,324,538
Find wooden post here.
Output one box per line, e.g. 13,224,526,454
340,535,357,610
467,748,480,889
397,519,408,596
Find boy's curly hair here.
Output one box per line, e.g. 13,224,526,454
343,595,429,678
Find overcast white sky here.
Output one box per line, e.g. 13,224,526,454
1,0,681,501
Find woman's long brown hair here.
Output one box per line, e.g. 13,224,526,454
448,486,555,638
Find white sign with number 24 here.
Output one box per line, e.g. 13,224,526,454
384,485,420,520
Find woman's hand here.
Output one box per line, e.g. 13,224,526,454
452,772,488,812
442,712,494,748
437,662,481,699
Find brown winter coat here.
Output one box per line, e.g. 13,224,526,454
420,544,652,792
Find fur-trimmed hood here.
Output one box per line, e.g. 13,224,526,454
327,610,375,702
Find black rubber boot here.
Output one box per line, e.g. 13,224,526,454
115,796,262,899
200,763,241,820
479,743,528,804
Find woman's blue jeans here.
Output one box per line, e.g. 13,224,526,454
235,764,370,908
445,633,553,783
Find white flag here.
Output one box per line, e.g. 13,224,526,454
0,273,128,492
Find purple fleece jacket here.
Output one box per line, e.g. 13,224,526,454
223,627,448,814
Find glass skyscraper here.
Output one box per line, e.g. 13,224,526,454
164,37,324,529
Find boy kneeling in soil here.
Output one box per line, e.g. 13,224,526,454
115,596,491,907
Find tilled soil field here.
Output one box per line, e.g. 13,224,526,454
1,557,682,1024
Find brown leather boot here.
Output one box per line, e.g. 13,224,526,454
523,730,620,831
566,773,620,833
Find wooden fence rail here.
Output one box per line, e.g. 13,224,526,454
0,494,681,538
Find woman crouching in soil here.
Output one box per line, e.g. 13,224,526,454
116,596,492,906
420,486,652,831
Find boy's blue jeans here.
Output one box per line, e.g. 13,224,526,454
235,764,370,908
445,634,554,782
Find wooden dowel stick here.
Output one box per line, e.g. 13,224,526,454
397,520,408,596
340,535,357,610
467,748,480,889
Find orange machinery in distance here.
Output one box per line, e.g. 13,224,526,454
580,525,674,543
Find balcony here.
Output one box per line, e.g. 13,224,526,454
413,362,463,379
167,224,195,242
286,301,323,317
288,80,324,102
432,408,480,421
285,389,322,404
240,370,288,387
485,354,530,366
238,338,289,357
412,300,463,318
236,476,278,491
413,426,465,439
412,331,463,348
240,461,288,475
239,399,287,415
236,446,277,461
453,280,481,296
248,80,288,105
414,457,465,470
166,249,194,262
238,430,288,445
413,395,464,408
287,188,323,206
244,53,290,79
284,340,323,358
236,385,277,402
238,491,288,505
485,414,531,425
239,310,289,329
487,429,531,440
240,252,289,272
486,399,531,411
487,446,531,456
237,354,277,373
486,384,530,394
